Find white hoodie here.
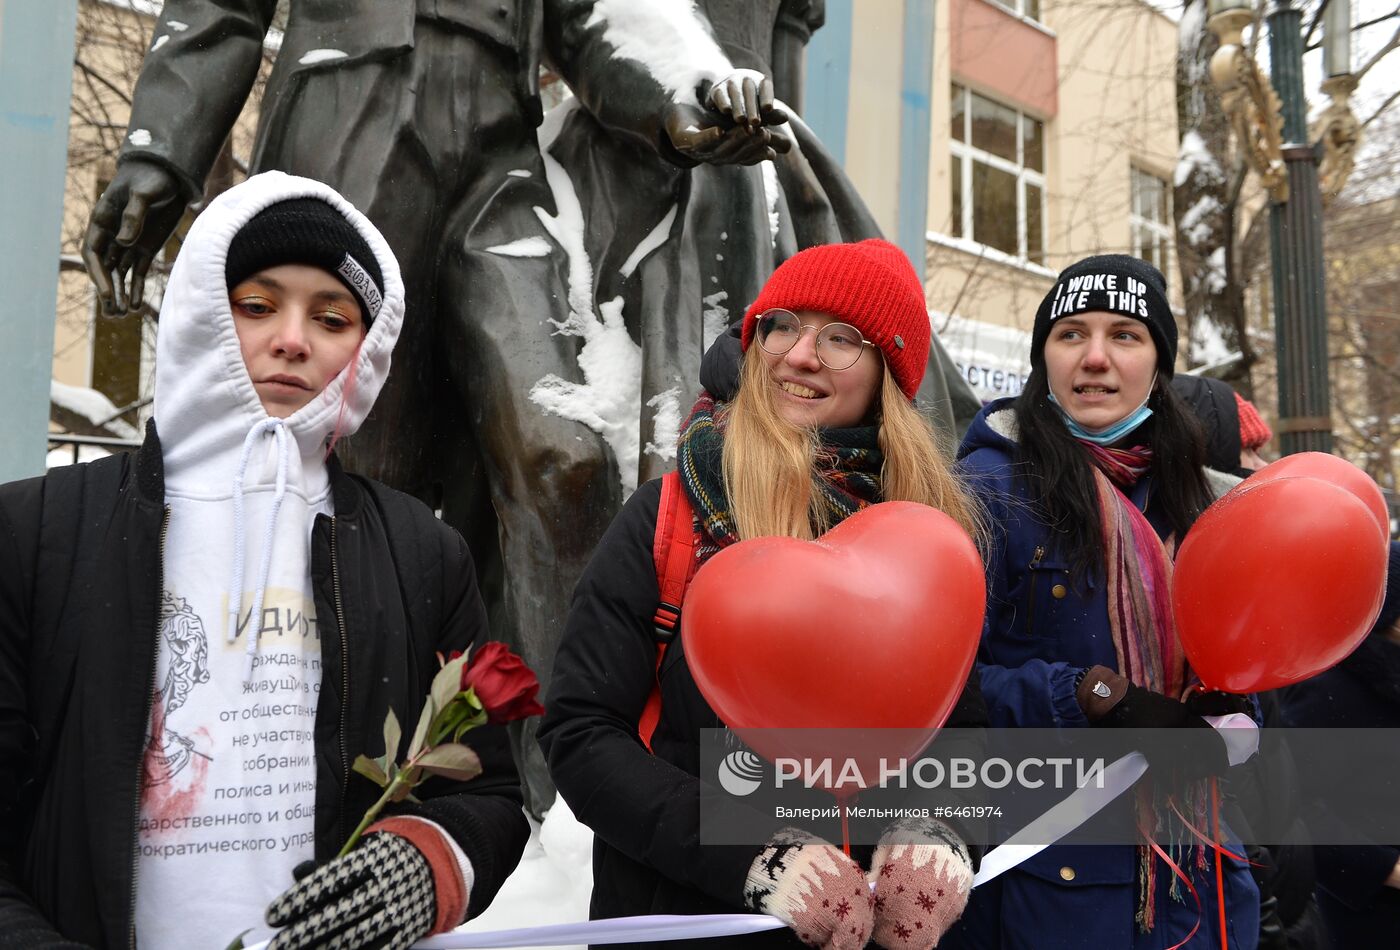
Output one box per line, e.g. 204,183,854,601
135,172,404,949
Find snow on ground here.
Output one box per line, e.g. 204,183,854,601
454,800,594,950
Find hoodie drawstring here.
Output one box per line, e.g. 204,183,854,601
228,418,292,682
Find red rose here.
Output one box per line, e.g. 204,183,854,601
460,642,545,724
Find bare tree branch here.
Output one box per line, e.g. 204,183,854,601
1361,88,1400,129
74,57,132,108
1353,22,1400,83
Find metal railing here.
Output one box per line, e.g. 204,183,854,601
47,432,142,466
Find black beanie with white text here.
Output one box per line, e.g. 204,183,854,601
1031,255,1177,376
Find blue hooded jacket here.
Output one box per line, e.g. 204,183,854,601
943,398,1259,950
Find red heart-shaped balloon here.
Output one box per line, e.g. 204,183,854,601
1173,476,1388,692
682,501,985,791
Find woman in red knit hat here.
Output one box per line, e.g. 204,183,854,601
539,239,988,950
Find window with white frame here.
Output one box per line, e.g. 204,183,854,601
1130,167,1172,275
992,0,1042,22
950,84,1046,265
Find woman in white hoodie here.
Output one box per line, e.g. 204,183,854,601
0,172,527,950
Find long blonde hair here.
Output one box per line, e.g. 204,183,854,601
719,349,984,544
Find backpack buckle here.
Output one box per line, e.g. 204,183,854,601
652,603,680,644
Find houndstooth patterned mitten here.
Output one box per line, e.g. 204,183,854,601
867,817,973,949
265,831,436,950
744,827,874,950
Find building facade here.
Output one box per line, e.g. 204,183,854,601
805,0,1180,404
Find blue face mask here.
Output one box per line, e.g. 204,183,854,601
1047,379,1156,445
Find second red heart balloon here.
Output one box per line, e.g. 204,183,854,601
1173,476,1387,693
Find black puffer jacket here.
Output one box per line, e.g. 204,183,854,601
0,430,529,948
1280,542,1400,950
1172,373,1325,949
539,478,988,949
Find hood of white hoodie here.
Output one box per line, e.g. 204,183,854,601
154,171,404,485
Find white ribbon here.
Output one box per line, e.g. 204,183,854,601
973,713,1259,886
244,716,1260,949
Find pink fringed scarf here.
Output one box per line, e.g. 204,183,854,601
1082,443,1187,697
1081,442,1205,934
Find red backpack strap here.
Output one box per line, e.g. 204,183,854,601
640,471,696,752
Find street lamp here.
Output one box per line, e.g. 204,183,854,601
1316,0,1361,198
1207,0,1288,202
1206,0,1361,455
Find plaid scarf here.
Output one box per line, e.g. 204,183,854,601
675,393,884,565
1079,440,1207,931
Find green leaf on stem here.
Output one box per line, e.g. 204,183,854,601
432,700,485,747
352,754,389,787
222,930,252,950
408,696,437,760
382,707,402,762
432,652,471,723
417,742,483,782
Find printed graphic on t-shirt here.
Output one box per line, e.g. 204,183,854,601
138,586,322,903
143,593,212,789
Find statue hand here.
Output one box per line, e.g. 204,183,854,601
83,160,186,316
664,102,793,167
706,70,789,130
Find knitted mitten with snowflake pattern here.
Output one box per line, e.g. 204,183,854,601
867,817,974,949
744,827,874,950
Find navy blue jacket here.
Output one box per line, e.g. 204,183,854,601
944,399,1259,950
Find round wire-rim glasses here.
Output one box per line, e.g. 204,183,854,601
754,309,876,371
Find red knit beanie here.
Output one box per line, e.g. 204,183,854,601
1235,391,1272,449
741,239,931,399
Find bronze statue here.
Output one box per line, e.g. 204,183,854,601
84,0,977,815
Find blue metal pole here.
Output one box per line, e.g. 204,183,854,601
897,0,936,280
0,0,81,481
803,0,854,166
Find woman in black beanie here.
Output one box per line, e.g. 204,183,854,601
947,254,1261,949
